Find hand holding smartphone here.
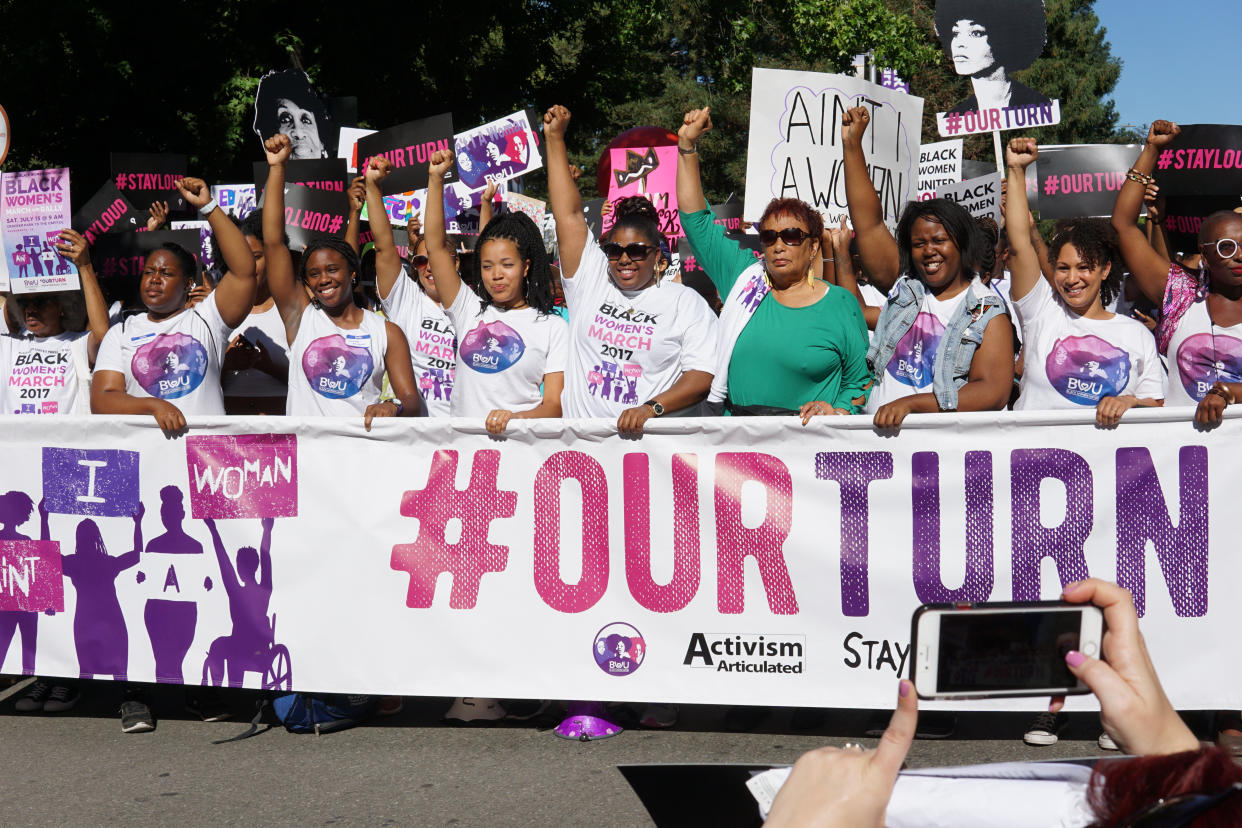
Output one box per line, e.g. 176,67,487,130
910,601,1105,700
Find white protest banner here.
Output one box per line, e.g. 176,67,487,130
744,67,923,230
937,172,1002,225
917,139,963,201
338,126,377,174
1,168,78,294
0,410,1233,712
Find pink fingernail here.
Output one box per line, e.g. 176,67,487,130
899,680,911,698
1065,650,1086,668
1062,580,1081,594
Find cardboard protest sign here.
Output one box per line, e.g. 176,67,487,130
360,190,425,225
745,68,923,230
583,197,605,238
0,103,9,166
2,168,77,294
1152,125,1242,197
211,183,257,219
937,172,1002,225
916,139,963,201
933,0,1059,138
252,158,348,197
338,126,376,173
360,227,412,261
1163,195,1242,257
279,184,349,249
356,113,457,195
604,145,682,238
453,111,543,190
72,180,143,246
90,229,202,292
110,152,189,217
252,69,335,160
710,196,747,236
185,434,298,520
499,192,547,227
1030,144,1142,219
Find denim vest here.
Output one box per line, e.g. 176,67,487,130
866,276,1009,411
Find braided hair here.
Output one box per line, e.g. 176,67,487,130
471,212,556,314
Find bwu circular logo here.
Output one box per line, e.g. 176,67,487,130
593,622,645,676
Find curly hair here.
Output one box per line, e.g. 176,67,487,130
895,198,987,281
1049,217,1123,307
471,212,556,314
757,198,824,242
934,0,1047,71
606,196,665,248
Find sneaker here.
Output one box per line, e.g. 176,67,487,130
120,700,155,733
500,699,549,721
14,680,50,713
42,683,81,713
1098,731,1119,751
377,696,405,716
184,688,231,722
639,703,679,729
1023,711,1064,746
444,697,505,724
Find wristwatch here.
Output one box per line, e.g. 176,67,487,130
644,399,665,416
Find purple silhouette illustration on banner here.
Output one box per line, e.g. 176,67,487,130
0,491,47,674
23,234,44,278
141,486,204,683
61,505,144,680
201,517,290,690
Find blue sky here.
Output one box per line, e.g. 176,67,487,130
1094,0,1241,129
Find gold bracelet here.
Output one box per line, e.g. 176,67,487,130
1209,382,1235,406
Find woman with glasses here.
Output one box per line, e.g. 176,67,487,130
675,107,871,422
842,106,1015,429
1112,120,1242,426
543,104,718,435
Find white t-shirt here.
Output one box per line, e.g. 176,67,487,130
0,331,91,415
222,304,290,398
865,285,971,413
381,267,456,417
1165,299,1242,407
1013,277,1164,410
95,292,232,416
285,304,388,417
444,286,568,417
561,237,718,417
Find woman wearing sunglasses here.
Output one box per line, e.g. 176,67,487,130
543,104,718,436
842,106,1014,429
1111,120,1242,426
676,108,871,422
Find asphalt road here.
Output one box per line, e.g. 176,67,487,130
0,678,1213,827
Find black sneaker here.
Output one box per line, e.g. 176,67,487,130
1023,711,1065,746
14,680,50,713
185,688,231,722
43,682,81,713
120,699,155,733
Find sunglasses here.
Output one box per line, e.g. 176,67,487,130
1121,781,1242,827
758,227,812,247
600,242,656,262
1199,238,1242,259
410,255,430,270
15,295,56,309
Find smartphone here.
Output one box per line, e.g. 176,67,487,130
909,601,1104,700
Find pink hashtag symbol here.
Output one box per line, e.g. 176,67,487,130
944,111,962,135
1043,175,1059,196
102,257,116,278
390,449,517,609
115,173,127,190
328,215,343,234
1157,150,1174,170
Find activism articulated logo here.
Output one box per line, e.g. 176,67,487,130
683,632,805,674
460,320,525,374
593,621,645,676
131,332,208,400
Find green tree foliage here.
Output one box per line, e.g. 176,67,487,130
0,0,1125,207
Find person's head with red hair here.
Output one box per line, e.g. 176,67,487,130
756,198,824,287
1087,747,1242,827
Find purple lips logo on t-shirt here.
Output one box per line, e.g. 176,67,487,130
1046,334,1131,405
459,320,525,374
302,334,374,399
131,333,209,399
1175,332,1242,401
886,312,943,387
